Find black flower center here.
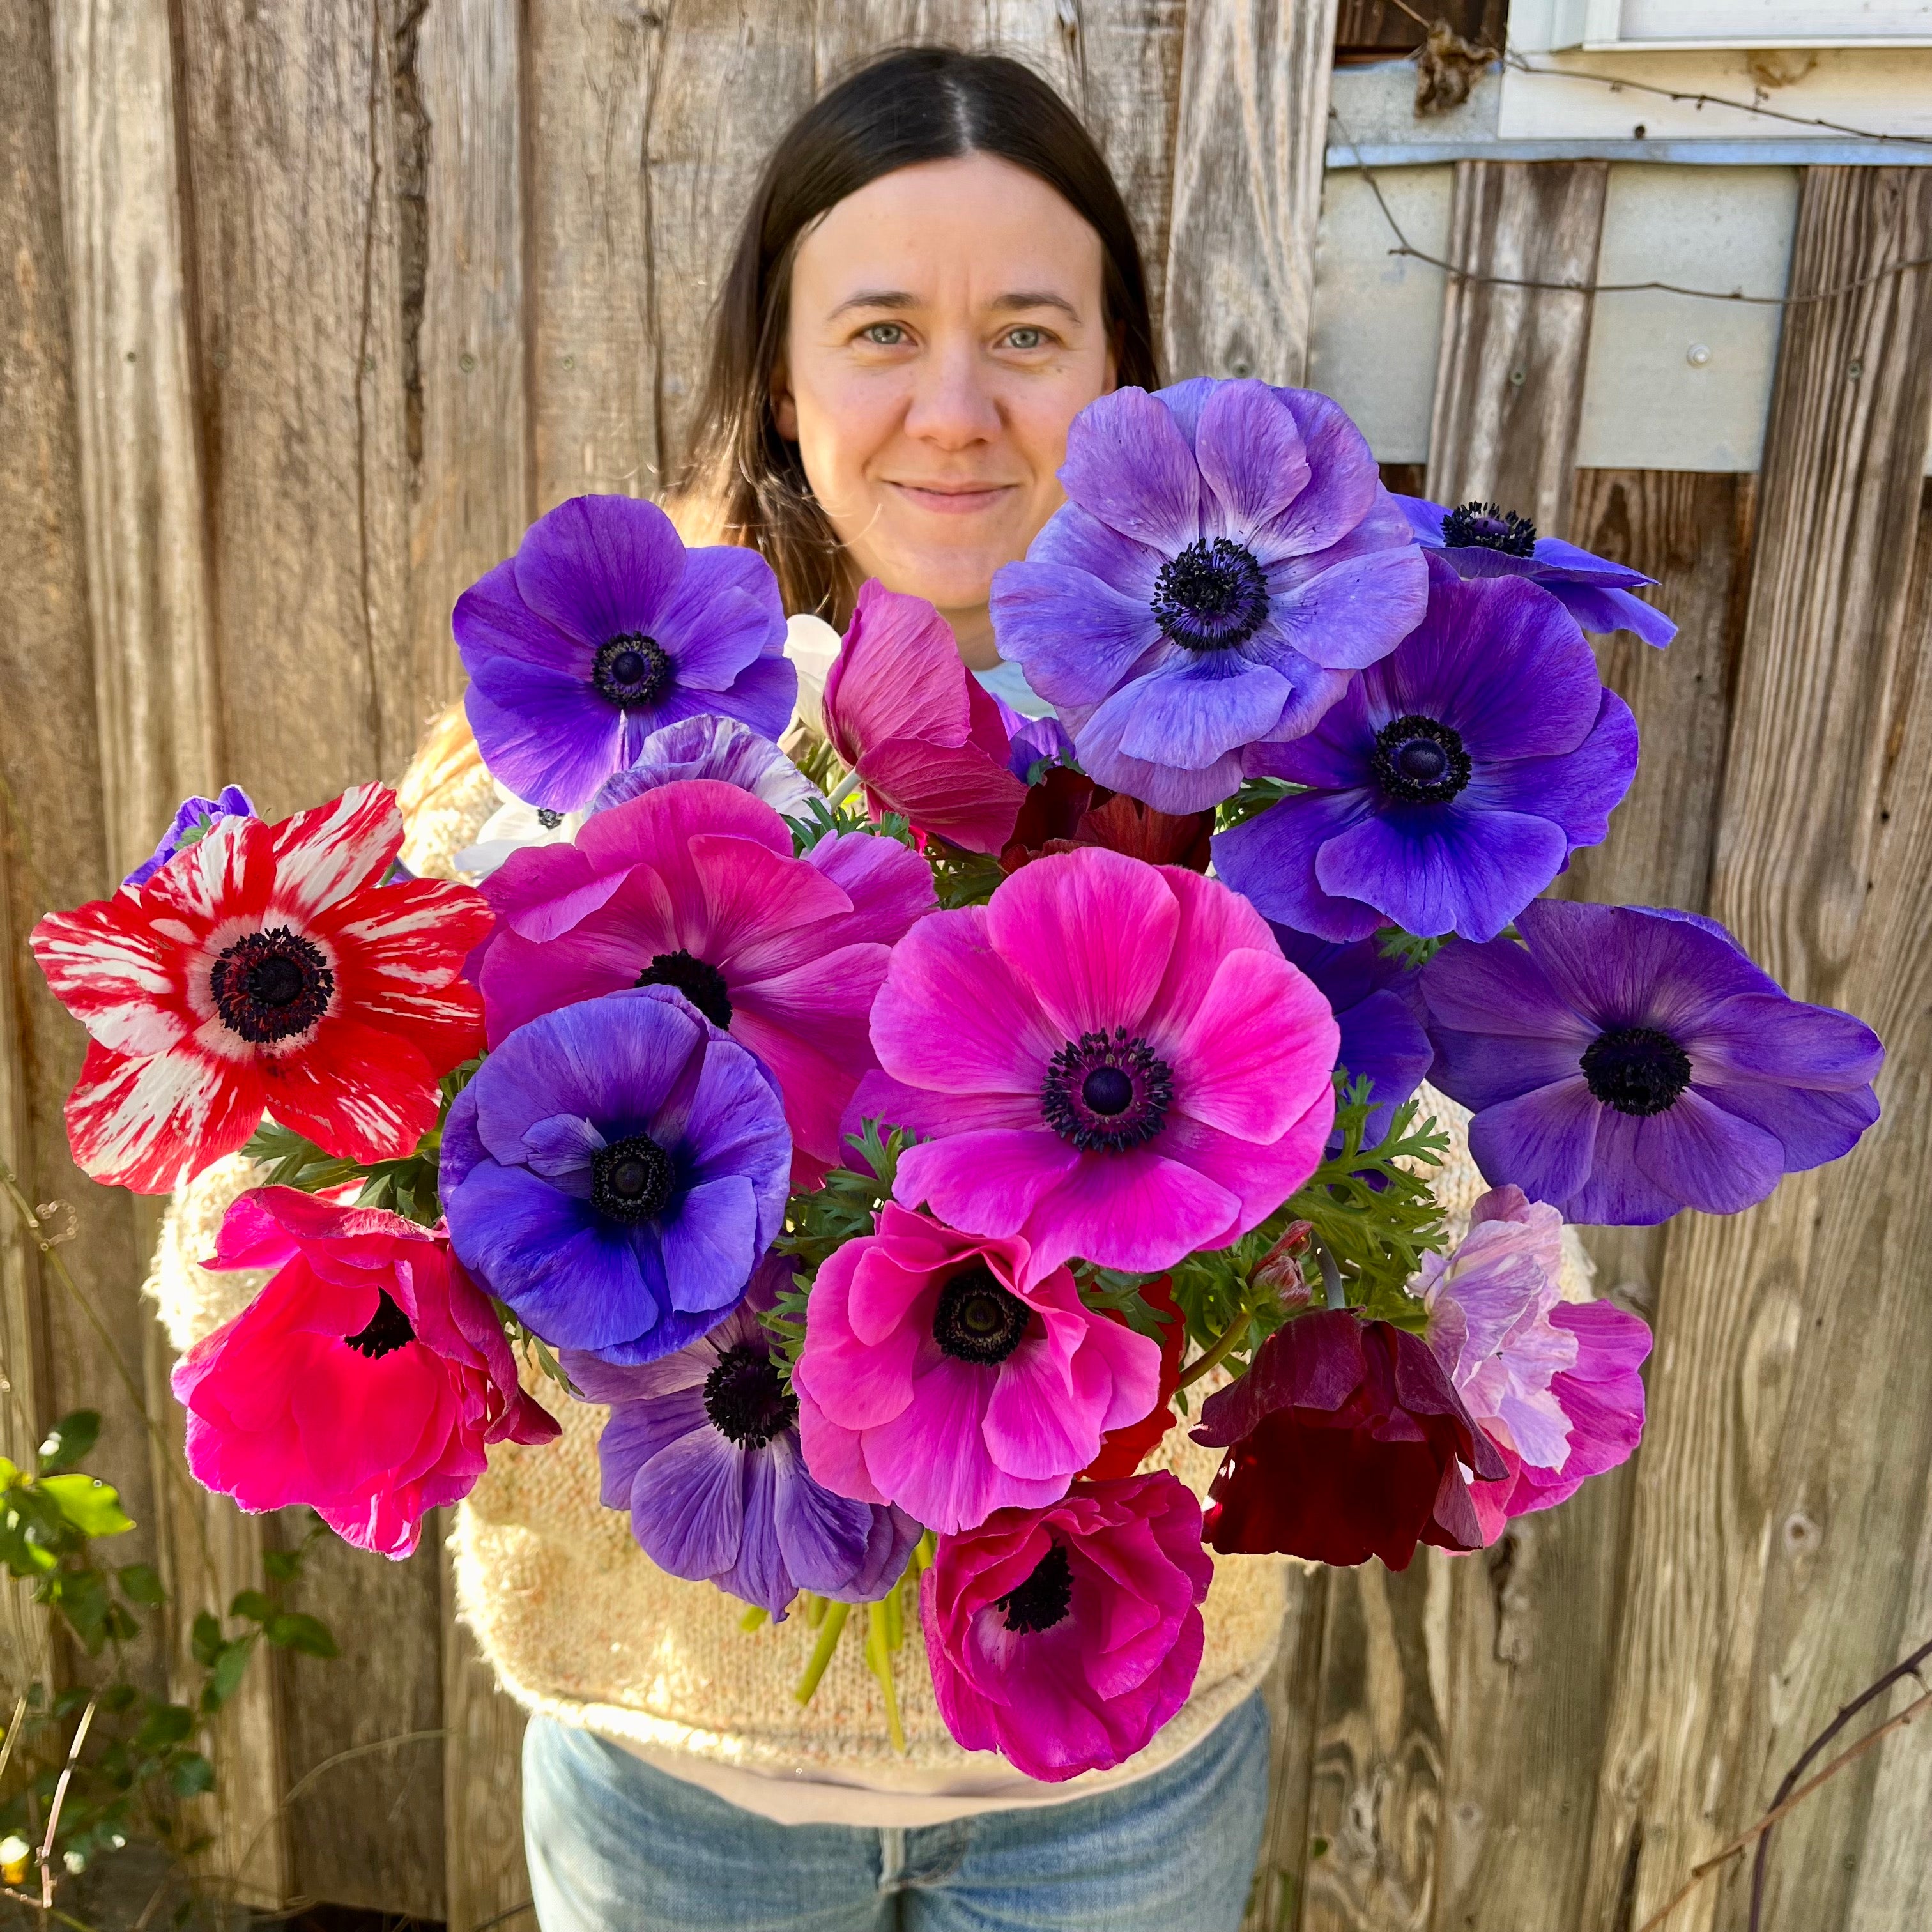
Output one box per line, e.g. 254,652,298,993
997,1542,1073,1634
208,926,335,1043
1441,500,1538,557
1149,537,1270,651
1042,1028,1173,1153
635,949,732,1030
344,1289,415,1360
591,1133,676,1223
535,808,565,830
1370,714,1473,804
1581,1025,1692,1117
703,1344,797,1450
932,1264,1032,1366
592,633,672,708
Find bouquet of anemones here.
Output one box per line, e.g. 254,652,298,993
33,381,1884,1783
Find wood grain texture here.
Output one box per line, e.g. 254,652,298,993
441,1510,529,1932
1579,169,1932,1932
1244,1570,1330,1932
1425,161,1607,540
406,0,529,729
1162,0,1338,385
1301,1557,1452,1931
1332,1,1501,58
0,0,167,1715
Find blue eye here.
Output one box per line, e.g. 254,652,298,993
861,323,908,346
1006,328,1048,350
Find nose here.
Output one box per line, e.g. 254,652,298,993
901,335,1001,450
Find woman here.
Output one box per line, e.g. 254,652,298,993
506,49,1278,1931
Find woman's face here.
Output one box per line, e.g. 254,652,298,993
775,153,1116,641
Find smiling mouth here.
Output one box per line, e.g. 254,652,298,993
887,481,1018,514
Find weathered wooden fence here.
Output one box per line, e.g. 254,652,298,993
1,2,1928,1928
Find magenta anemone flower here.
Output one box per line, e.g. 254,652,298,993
1395,493,1676,647
1421,901,1883,1224
920,1473,1212,1782
176,1188,558,1558
474,779,934,1188
790,1205,1160,1535
989,379,1428,813
454,495,797,811
31,784,491,1194
852,847,1338,1284
1420,1184,1650,1541
1192,1309,1507,1568
822,581,1029,855
1214,558,1638,943
567,1256,919,1618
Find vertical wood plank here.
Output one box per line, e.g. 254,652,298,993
173,0,446,1909
1425,162,1608,540
1579,168,1932,1932
1162,0,1338,386
0,0,167,1708
1243,1570,1330,1932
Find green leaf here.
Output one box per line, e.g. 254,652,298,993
117,1562,165,1606
46,1566,112,1653
134,1703,194,1752
1215,775,1306,831
39,1473,134,1538
36,1409,100,1473
168,1752,215,1799
261,1548,300,1583
264,1611,337,1658
190,1611,222,1667
228,1589,275,1625
203,1635,255,1710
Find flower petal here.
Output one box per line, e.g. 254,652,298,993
512,494,688,643
1466,1077,1601,1208
1059,386,1203,549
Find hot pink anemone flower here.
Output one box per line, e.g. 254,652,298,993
851,847,1338,1284
822,581,1029,855
920,1472,1212,1782
174,1187,558,1558
790,1205,1160,1534
473,778,934,1188
31,785,492,1193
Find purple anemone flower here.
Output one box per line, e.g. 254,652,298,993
1214,556,1638,942
1006,712,1078,784
1420,900,1883,1225
441,985,792,1363
1395,494,1676,648
1269,925,1433,1146
125,786,254,887
588,714,821,820
455,496,797,812
990,379,1427,813
564,1255,919,1620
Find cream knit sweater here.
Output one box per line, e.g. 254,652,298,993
145,735,1597,1825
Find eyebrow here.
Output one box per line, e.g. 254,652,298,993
825,288,1085,322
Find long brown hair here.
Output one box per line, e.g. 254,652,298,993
682,45,1160,624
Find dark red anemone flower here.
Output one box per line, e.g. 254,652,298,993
1191,1308,1507,1568
1000,766,1215,875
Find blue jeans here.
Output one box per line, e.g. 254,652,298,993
523,1692,1269,1931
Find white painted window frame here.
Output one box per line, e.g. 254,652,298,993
1526,0,1932,51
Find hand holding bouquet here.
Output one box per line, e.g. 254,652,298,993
33,383,1883,1782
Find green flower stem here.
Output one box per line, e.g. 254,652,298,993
793,1599,850,1706
740,1604,770,1632
882,1574,903,1652
826,766,864,810
803,1590,828,1629
913,1529,937,1571
1175,1310,1254,1393
866,1601,907,1755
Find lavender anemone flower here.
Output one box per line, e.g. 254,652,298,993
455,495,797,812
565,1256,919,1620
588,714,821,820
125,786,254,888
1215,557,1638,943
1269,925,1433,1146
1395,494,1676,648
990,379,1428,813
1421,901,1883,1225
441,985,792,1362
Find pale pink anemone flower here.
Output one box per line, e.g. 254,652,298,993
851,847,1339,1285
790,1205,1160,1535
473,778,934,1188
920,1472,1212,1782
822,581,1029,855
174,1187,558,1559
1418,1184,1650,1542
